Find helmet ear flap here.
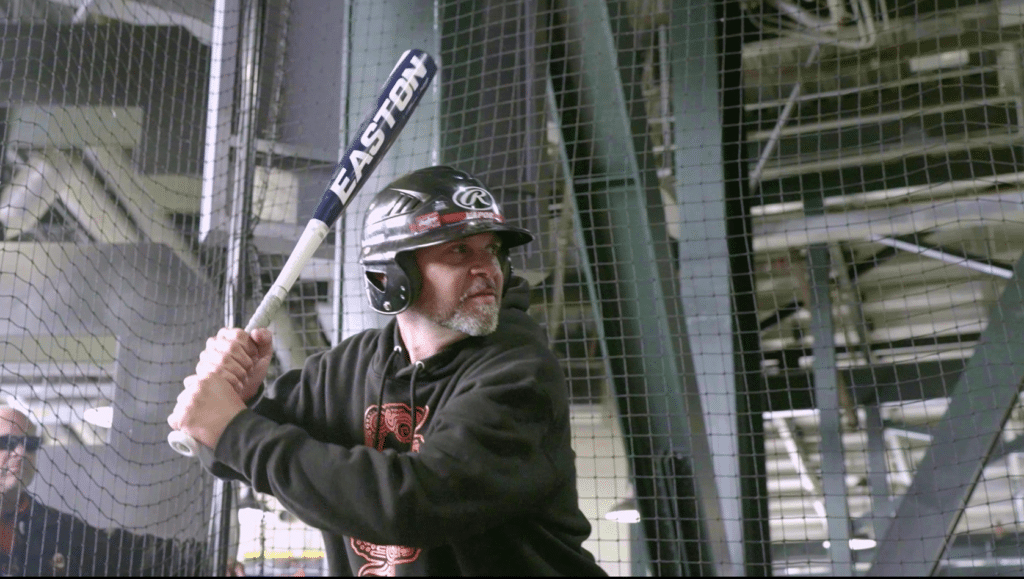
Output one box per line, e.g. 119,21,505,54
363,257,417,314
395,251,421,308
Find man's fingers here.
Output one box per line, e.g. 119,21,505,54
217,327,260,358
168,373,246,450
216,327,249,342
166,407,180,431
250,328,275,359
167,377,197,431
196,348,250,382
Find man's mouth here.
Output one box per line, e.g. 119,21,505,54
463,283,498,302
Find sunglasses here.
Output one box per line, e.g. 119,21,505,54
0,435,41,452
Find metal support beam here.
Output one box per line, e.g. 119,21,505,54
553,0,729,574
807,241,854,575
717,0,772,572
868,249,1024,575
870,235,1014,280
753,190,1024,252
864,404,895,544
199,0,239,243
670,0,744,573
210,0,266,570
545,68,645,572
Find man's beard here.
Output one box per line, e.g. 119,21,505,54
438,301,500,336
429,282,501,336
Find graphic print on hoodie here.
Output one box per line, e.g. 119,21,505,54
352,402,430,576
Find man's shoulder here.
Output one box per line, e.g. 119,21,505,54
493,308,551,350
24,495,80,524
473,315,561,379
23,495,100,536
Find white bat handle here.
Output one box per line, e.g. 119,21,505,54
246,219,329,332
168,220,330,459
168,429,213,462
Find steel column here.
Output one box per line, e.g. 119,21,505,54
716,0,773,573
806,242,854,575
864,404,895,543
868,251,1024,575
554,0,729,573
670,0,745,573
199,0,239,243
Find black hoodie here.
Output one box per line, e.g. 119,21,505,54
207,277,607,576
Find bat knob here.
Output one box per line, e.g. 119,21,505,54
168,430,215,464
168,430,200,456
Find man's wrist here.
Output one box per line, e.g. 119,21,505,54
244,384,265,407
197,404,247,450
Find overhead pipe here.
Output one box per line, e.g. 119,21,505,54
771,0,881,51
869,235,1014,279
749,45,820,191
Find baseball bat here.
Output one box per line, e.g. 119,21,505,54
169,48,438,459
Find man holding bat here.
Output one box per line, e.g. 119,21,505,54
168,166,607,576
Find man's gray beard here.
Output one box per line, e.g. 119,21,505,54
435,300,500,336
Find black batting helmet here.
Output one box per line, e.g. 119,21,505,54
359,166,534,314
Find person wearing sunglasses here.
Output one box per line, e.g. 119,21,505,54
0,407,40,526
0,406,204,576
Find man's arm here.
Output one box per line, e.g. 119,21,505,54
214,343,571,549
100,529,206,576
33,507,207,577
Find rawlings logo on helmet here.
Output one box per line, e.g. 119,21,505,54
452,187,497,211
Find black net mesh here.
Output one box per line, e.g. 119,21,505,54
1,0,1023,576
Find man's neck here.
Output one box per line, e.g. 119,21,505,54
395,312,466,364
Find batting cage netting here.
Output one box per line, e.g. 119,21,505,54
1,0,1024,576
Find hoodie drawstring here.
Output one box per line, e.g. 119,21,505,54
375,345,425,451
375,346,401,450
408,361,424,449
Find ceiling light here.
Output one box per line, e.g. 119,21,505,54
83,406,113,429
604,498,641,524
908,49,970,73
823,537,877,551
